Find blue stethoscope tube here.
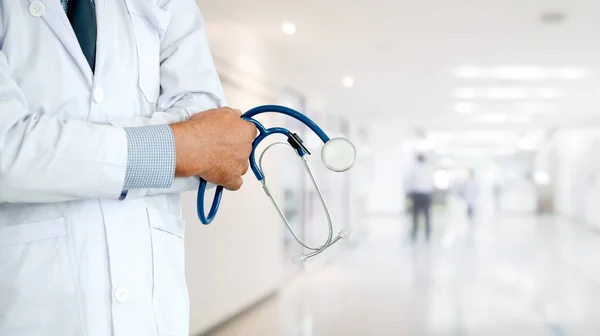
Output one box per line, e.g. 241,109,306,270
196,105,331,225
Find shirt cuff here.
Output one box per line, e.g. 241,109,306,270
121,125,176,196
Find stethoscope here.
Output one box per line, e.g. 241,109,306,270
196,105,357,263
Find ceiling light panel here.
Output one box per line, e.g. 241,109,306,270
474,113,533,124
489,66,548,80
519,102,555,114
454,88,477,99
485,87,529,100
454,102,477,114
454,65,588,80
475,113,509,124
454,87,562,100
556,67,588,80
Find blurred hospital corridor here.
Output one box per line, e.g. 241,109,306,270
7,0,600,334
203,212,600,336
172,0,600,335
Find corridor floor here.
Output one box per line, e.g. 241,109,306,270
206,213,600,336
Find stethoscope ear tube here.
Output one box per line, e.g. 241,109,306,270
258,142,348,262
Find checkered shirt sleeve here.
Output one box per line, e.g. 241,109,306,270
121,125,176,194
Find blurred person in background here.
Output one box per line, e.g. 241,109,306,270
407,154,435,241
460,169,478,221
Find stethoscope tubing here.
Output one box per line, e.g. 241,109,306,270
198,105,332,224
258,142,334,251
242,105,330,143
196,105,347,262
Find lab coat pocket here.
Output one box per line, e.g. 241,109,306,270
0,218,66,247
0,218,81,334
146,207,189,335
126,0,172,104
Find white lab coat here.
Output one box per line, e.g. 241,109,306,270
0,1,225,335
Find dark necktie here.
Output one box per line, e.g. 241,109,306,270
67,0,97,73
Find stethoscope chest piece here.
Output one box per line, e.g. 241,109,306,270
321,137,357,172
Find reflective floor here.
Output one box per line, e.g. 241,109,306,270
206,208,600,336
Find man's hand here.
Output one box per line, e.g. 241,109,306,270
170,107,256,191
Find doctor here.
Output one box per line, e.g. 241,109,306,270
0,0,256,335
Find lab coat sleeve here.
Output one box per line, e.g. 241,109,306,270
109,0,225,198
0,53,128,203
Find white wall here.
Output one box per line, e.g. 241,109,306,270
183,76,285,334
365,122,409,214
345,125,372,245
367,145,405,214
543,128,600,228
497,181,537,213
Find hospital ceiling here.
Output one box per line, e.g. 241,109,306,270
196,0,600,133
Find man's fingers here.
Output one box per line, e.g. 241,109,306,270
241,161,250,175
224,176,243,191
243,120,258,138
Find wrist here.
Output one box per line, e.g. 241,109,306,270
170,123,187,177
171,122,206,178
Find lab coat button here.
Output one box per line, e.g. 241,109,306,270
114,287,130,303
93,87,104,103
29,1,46,17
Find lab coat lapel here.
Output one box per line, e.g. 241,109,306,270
29,0,93,85
93,0,106,74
